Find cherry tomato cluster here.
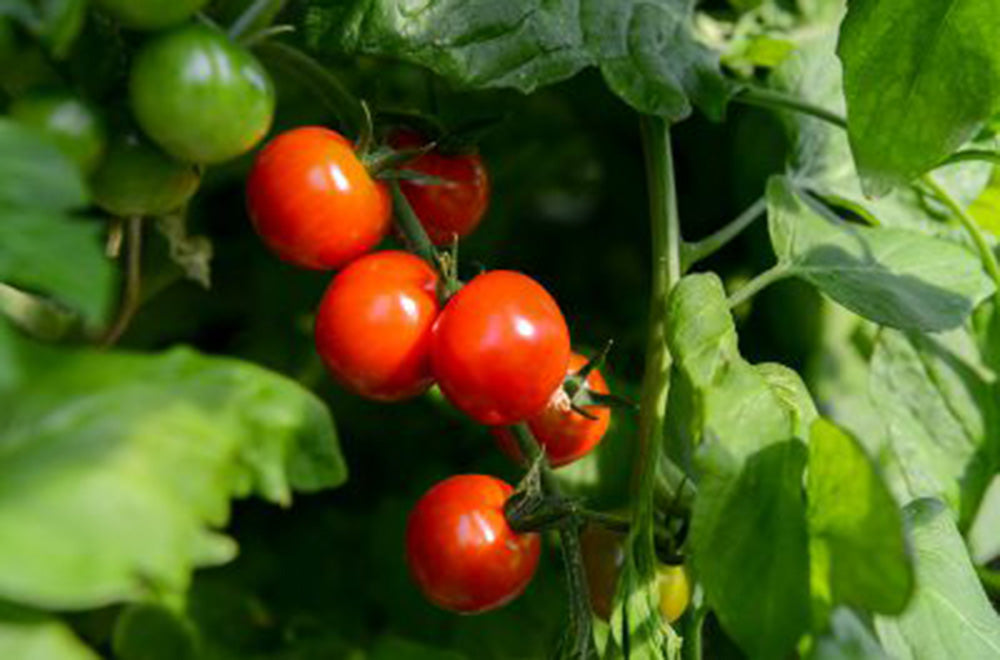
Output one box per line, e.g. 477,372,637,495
245,123,619,614
6,2,275,218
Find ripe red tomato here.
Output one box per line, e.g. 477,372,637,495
314,251,439,401
406,474,541,613
430,271,571,425
492,352,611,467
391,129,489,246
247,126,391,270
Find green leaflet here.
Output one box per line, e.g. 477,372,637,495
869,328,999,528
0,603,97,660
303,0,730,122
837,0,1000,195
0,120,113,325
767,177,995,331
667,274,811,659
875,499,1000,659
809,607,889,660
807,420,913,618
0,341,345,609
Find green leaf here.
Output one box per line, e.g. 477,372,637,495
767,176,995,331
807,419,913,616
968,476,1000,564
112,604,199,660
0,209,115,325
0,344,345,609
809,607,889,660
0,119,87,211
665,273,803,464
808,302,889,460
769,31,992,238
756,362,818,438
837,0,1000,195
0,603,98,660
969,167,1000,235
305,0,728,122
691,440,811,660
585,0,731,121
874,498,1000,658
668,274,811,658
0,120,108,323
869,328,999,528
0,0,85,58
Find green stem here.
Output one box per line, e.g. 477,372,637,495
727,263,788,309
100,216,143,348
389,181,438,266
624,114,681,649
922,174,1000,306
682,196,767,270
733,87,847,130
228,0,285,41
254,41,365,137
681,606,707,660
511,423,561,496
636,115,680,498
938,149,1000,168
509,423,595,657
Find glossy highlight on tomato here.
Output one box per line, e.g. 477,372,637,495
391,129,490,245
92,0,209,30
406,474,541,613
130,24,274,164
431,271,570,425
493,352,611,467
247,127,391,270
314,251,439,401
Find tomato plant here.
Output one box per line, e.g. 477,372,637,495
579,525,690,624
493,352,611,467
391,129,490,245
129,24,274,164
9,89,105,173
430,270,571,426
405,474,541,614
314,250,439,401
91,132,200,216
2,0,1000,659
246,126,391,269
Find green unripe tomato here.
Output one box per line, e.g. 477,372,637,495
91,0,209,30
92,133,200,217
129,25,275,164
9,90,106,173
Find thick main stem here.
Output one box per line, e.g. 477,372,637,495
636,115,679,499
